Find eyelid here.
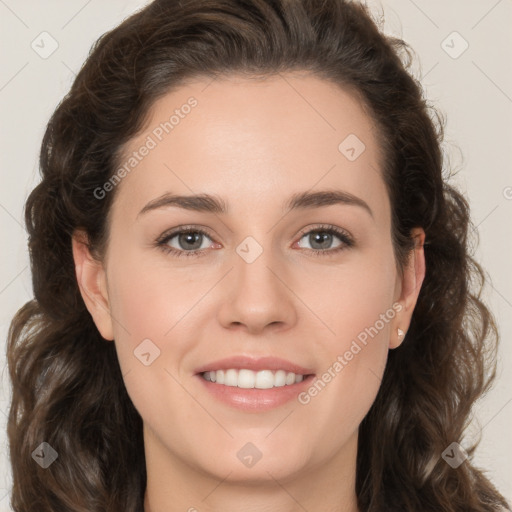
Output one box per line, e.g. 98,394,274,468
154,224,216,245
295,224,353,244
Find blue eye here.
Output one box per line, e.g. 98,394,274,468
295,226,354,254
155,224,354,259
156,227,215,258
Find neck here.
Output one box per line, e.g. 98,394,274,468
143,426,360,512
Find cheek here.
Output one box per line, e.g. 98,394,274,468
302,240,397,346
106,247,209,341
105,248,218,406
105,256,199,425
295,294,394,466
298,246,397,428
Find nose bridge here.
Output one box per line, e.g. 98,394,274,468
234,233,286,302
216,233,297,332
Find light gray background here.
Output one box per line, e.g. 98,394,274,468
1,0,511,509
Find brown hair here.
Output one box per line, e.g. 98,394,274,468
7,0,510,511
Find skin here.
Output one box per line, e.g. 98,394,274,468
72,72,425,512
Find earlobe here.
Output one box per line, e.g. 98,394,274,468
390,228,426,349
71,229,114,341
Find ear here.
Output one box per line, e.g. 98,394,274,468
71,229,114,341
389,227,426,349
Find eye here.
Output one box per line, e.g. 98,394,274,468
155,224,354,259
294,224,354,255
156,227,217,258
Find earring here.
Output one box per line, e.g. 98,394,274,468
397,328,405,340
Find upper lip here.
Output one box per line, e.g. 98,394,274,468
194,356,315,375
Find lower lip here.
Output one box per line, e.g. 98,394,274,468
195,373,316,412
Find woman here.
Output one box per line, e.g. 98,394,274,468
6,0,510,511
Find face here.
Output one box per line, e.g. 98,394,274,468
73,72,425,492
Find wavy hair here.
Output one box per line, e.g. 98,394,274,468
7,0,509,510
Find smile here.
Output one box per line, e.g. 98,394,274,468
201,369,308,389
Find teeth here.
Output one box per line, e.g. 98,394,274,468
202,369,306,389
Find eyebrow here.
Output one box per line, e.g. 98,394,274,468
137,189,373,219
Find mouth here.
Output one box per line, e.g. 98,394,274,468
193,355,316,410
199,368,315,389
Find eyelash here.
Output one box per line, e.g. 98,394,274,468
155,224,354,259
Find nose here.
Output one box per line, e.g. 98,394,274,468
216,243,298,335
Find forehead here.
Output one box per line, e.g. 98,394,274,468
112,72,387,219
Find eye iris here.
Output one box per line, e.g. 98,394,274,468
310,231,332,250
179,232,202,250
